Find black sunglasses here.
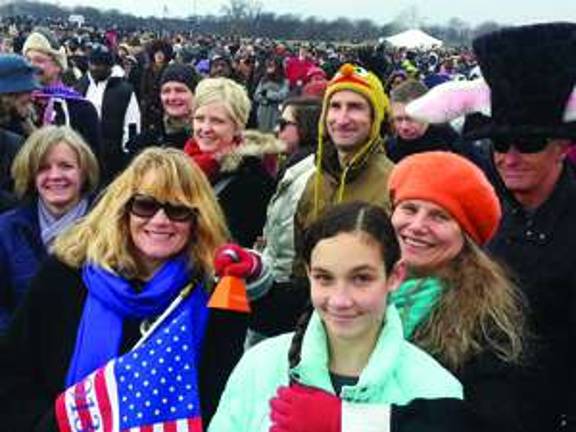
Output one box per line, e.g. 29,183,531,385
491,137,550,154
277,118,298,132
127,194,198,222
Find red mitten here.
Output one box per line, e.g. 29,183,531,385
213,243,261,280
269,383,341,432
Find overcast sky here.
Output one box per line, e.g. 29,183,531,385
56,0,576,26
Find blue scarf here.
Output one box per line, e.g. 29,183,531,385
388,277,443,339
66,256,191,386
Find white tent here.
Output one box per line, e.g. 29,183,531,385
385,29,443,49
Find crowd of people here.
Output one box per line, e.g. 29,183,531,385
0,14,575,432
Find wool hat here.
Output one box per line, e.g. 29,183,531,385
320,63,389,145
88,44,114,66
0,54,40,94
22,28,67,70
388,151,501,245
160,63,199,93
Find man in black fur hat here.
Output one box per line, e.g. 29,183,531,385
404,22,576,432
479,23,576,432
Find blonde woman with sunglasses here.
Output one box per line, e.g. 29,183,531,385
0,147,259,430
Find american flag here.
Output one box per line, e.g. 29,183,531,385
56,288,209,432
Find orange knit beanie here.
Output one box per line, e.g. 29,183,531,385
388,151,501,245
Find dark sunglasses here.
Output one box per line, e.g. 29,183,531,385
277,118,298,132
491,137,550,154
127,194,198,222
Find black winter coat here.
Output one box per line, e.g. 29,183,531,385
0,257,249,431
488,164,576,432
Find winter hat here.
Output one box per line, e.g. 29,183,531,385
388,151,501,245
0,54,40,94
320,63,389,146
22,27,67,70
88,44,114,66
468,22,576,140
302,80,327,99
305,66,327,83
148,39,174,62
160,63,199,93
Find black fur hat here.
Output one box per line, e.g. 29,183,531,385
465,22,576,140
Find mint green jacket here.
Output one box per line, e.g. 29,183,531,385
208,305,463,432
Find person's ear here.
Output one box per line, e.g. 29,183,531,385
386,259,406,293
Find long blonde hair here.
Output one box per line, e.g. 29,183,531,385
54,147,229,281
412,237,526,371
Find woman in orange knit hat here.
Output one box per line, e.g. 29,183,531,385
387,151,526,431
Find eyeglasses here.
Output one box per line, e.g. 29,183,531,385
277,118,298,132
127,194,198,222
491,137,550,154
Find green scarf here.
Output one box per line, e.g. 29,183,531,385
388,277,443,339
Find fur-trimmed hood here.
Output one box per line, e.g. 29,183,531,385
219,129,286,173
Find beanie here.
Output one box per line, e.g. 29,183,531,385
88,44,114,66
388,151,501,245
22,28,67,70
160,63,199,93
0,54,40,94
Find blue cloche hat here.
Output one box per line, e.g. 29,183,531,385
0,54,40,94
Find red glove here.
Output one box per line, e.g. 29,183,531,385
213,243,262,281
269,383,341,432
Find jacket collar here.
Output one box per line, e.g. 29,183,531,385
291,305,404,394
